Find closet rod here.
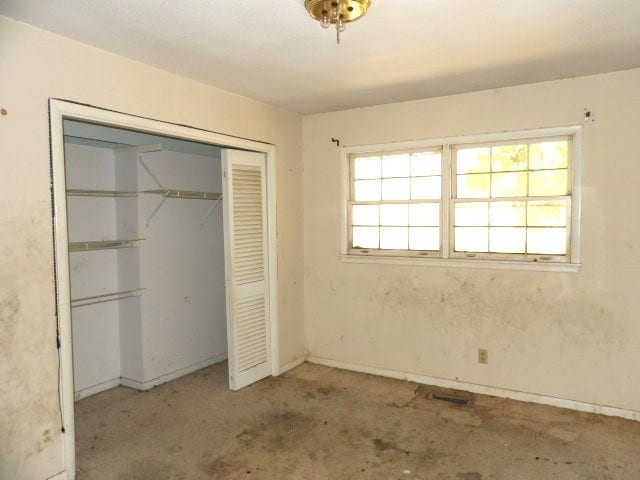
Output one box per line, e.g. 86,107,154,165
71,288,145,308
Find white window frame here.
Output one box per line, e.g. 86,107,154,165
347,145,444,258
340,126,582,273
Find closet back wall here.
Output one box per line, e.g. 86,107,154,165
65,142,228,397
136,149,227,387
0,15,304,480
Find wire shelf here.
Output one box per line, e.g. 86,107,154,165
71,288,145,308
67,189,138,197
144,189,221,200
69,239,142,252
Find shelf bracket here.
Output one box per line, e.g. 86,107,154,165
200,195,223,227
139,158,169,226
145,190,170,226
139,156,222,227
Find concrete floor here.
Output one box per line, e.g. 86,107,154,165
75,362,640,480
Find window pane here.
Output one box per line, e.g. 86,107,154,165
527,200,567,227
455,202,488,226
409,203,440,226
455,227,489,252
491,171,527,197
529,170,568,196
382,178,410,200
411,152,441,176
409,227,440,250
490,227,526,253
382,154,410,178
527,228,567,254
489,201,526,226
354,179,381,201
352,204,379,226
457,148,490,174
380,204,408,226
411,176,441,199
457,173,490,198
354,157,381,179
353,227,379,249
380,227,408,249
529,141,568,170
491,145,527,172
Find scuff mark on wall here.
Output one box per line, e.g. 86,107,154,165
0,294,20,359
71,255,89,273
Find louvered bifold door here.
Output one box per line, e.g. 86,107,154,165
222,150,271,390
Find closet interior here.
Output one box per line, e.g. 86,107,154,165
63,120,229,400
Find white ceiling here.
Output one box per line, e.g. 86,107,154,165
2,0,640,113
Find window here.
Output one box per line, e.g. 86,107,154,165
453,138,571,260
350,148,443,254
343,127,581,271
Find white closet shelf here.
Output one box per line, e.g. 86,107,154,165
144,189,222,200
67,189,138,197
69,239,143,252
71,288,145,308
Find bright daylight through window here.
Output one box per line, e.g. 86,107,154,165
351,149,443,252
345,129,580,268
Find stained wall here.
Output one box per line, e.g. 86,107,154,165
0,16,304,479
303,68,640,414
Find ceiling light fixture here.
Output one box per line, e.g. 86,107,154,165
305,0,371,44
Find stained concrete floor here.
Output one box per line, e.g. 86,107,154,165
75,362,640,480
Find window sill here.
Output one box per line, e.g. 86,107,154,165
340,254,581,273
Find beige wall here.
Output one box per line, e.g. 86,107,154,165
3,10,640,479
0,16,304,479
303,69,640,414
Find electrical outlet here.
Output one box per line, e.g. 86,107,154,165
39,424,54,450
478,348,488,364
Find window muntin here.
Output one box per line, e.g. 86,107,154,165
452,138,570,259
350,149,443,254
346,131,578,265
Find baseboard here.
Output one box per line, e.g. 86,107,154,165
74,377,121,401
121,353,228,391
279,357,305,375
46,470,67,480
306,356,640,422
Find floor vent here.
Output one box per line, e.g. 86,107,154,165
432,394,470,406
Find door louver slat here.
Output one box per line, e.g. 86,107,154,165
235,294,267,371
231,164,265,285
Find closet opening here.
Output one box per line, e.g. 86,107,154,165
49,100,279,480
